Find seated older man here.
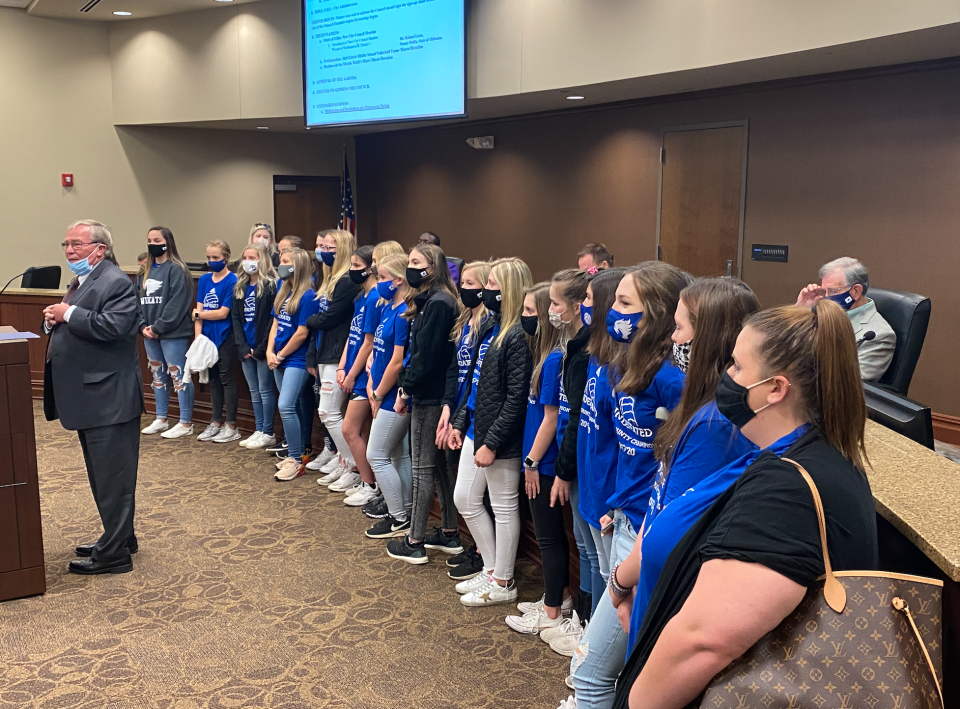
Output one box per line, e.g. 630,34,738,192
796,256,895,381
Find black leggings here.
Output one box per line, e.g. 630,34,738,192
209,340,238,425
528,473,570,608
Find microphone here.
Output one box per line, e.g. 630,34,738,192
857,331,876,349
0,270,30,297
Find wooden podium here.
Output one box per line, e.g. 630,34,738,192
0,326,45,601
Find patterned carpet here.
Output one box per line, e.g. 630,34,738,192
0,407,569,709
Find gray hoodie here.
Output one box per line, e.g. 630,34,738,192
136,260,194,339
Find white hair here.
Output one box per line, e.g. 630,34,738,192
819,256,868,295
68,219,117,264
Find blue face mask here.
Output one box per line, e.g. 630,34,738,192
318,250,336,267
207,260,226,273
606,307,643,343
580,304,593,328
826,290,856,310
67,253,96,277
377,280,398,299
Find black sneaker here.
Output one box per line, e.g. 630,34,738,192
366,516,410,539
423,526,464,555
267,439,288,454
447,547,484,580
362,497,389,519
447,543,478,568
386,536,428,565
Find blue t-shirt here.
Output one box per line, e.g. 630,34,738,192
627,423,810,651
272,290,320,369
522,348,563,476
455,323,473,407
198,271,238,348
607,360,686,529
370,301,409,410
576,358,620,529
466,325,499,439
242,284,257,348
556,372,570,447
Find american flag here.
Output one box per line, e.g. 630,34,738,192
340,153,356,235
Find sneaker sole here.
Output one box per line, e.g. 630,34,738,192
274,469,305,482
423,543,464,555
213,436,241,444
448,568,482,581
565,676,574,689
505,617,562,635
461,593,517,607
363,509,390,519
549,642,577,658
344,497,379,508
365,528,408,539
386,549,429,565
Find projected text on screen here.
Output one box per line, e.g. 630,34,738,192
303,0,465,127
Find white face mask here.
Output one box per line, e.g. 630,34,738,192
241,260,259,274
253,237,270,246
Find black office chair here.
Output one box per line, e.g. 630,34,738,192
21,266,61,289
868,286,931,396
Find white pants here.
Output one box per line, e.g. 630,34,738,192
453,435,521,581
317,363,350,462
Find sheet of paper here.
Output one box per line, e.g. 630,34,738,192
0,331,40,341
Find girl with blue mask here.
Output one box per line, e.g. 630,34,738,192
568,262,691,709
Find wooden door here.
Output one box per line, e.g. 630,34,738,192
273,176,341,243
658,124,746,277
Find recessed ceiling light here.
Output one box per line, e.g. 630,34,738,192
113,11,132,15
566,95,585,100
214,0,234,3
256,126,269,130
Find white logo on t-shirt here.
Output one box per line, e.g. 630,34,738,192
203,288,220,310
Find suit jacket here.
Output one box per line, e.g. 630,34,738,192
849,298,896,382
43,260,145,430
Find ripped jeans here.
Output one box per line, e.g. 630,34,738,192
143,336,194,424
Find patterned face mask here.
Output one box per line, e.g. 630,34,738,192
673,340,692,373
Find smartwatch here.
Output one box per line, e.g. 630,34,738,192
372,391,382,402
523,456,539,470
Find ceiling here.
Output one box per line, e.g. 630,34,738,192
24,0,263,21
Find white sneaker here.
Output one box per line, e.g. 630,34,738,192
505,608,566,635
161,422,194,439
248,433,276,450
212,426,241,443
517,594,575,616
557,693,576,707
344,484,379,507
455,571,494,595
197,423,221,441
316,463,346,487
274,457,304,482
328,470,360,492
540,610,583,644
461,579,517,607
307,447,337,471
551,631,585,658
141,419,169,435
239,431,262,448
319,456,341,475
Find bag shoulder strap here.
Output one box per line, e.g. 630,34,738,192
781,457,847,613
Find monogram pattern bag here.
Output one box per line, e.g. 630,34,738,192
700,458,944,709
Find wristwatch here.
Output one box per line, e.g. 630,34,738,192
524,456,539,470
372,391,382,402
398,388,410,401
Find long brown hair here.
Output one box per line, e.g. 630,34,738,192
745,300,868,471
143,226,194,296
524,283,562,396
616,263,693,395
653,278,760,462
404,243,458,319
586,267,627,367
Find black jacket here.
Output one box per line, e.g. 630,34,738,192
398,289,458,405
554,326,591,481
452,317,532,459
231,279,277,360
306,275,361,367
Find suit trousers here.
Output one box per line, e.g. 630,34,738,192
78,415,140,562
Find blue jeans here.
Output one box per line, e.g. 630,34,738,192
274,365,309,459
143,336,194,423
240,356,276,435
570,481,603,610
571,509,638,709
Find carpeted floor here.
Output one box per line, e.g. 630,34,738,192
0,406,570,709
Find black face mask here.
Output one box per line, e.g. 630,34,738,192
459,287,483,309
349,268,369,285
482,288,502,313
520,315,539,337
406,267,428,289
147,243,167,258
714,371,775,429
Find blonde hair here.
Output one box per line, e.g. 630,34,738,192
206,240,231,261
373,240,405,265
248,224,276,253
525,282,562,396
490,257,533,348
273,248,315,315
68,219,116,264
450,261,492,346
376,253,409,307
318,229,356,299
235,244,278,299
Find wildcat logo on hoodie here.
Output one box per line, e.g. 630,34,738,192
140,278,164,305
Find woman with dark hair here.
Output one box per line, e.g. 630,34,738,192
379,243,463,559
138,226,196,439
612,300,877,709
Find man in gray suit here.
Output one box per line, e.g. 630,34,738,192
43,219,144,575
796,256,896,381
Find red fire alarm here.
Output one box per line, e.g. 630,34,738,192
61,174,73,187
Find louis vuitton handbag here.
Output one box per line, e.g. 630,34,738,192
700,458,944,709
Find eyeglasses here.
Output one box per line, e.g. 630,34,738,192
318,245,337,252
61,240,99,250
823,286,851,296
